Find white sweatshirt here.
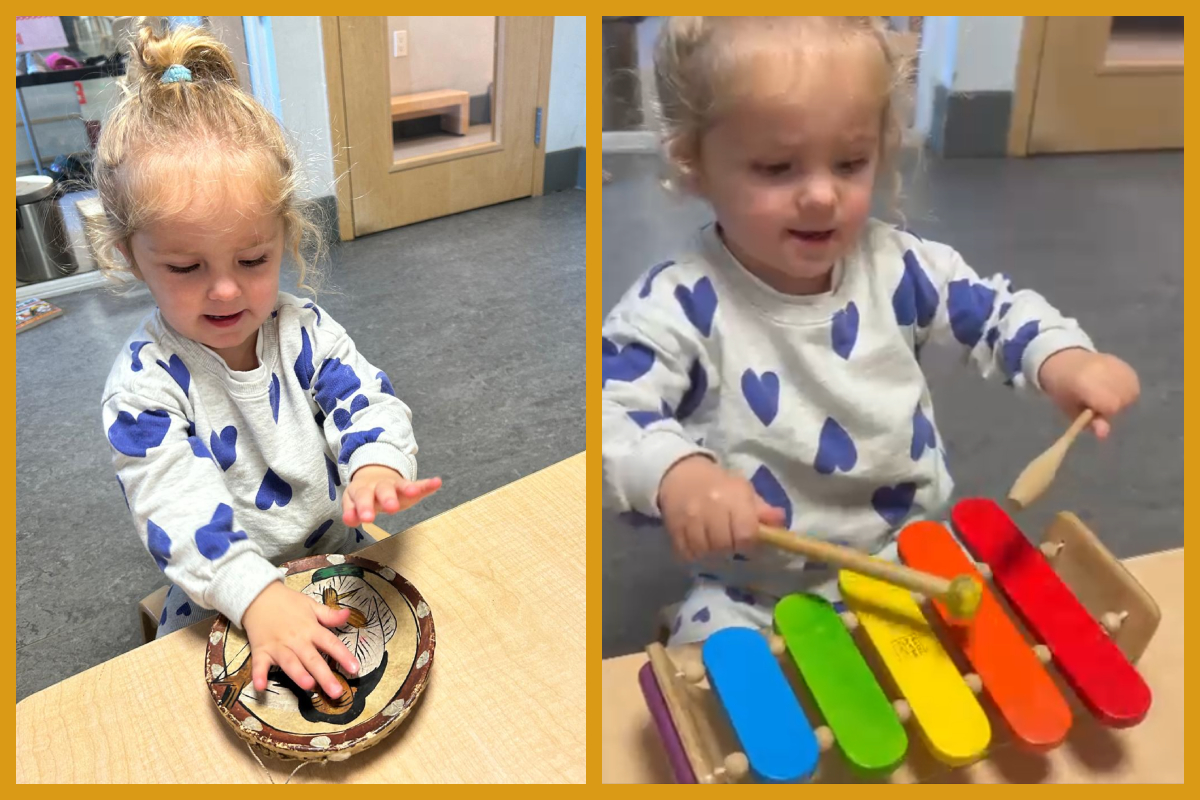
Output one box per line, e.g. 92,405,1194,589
102,292,418,627
602,220,1094,598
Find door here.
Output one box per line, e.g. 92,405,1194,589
1020,16,1183,154
326,17,553,239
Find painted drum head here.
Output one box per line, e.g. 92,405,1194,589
205,554,435,761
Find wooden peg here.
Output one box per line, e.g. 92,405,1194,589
1008,409,1094,511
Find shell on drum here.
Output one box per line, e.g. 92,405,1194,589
204,554,436,761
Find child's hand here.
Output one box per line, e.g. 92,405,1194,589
343,465,442,526
1038,348,1140,439
241,581,360,699
658,455,787,560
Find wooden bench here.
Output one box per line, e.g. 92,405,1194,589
390,89,470,136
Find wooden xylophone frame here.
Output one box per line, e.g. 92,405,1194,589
638,502,1161,784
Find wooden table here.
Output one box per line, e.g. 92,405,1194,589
16,453,586,783
602,549,1184,784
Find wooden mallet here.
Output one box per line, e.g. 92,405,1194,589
756,525,983,619
1007,409,1095,511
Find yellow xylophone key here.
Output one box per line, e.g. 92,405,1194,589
839,569,991,767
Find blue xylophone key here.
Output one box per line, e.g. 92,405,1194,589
702,627,820,783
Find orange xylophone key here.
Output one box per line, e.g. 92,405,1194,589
897,521,1073,751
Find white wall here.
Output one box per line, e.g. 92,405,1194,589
270,16,335,199
952,16,1024,93
546,15,586,152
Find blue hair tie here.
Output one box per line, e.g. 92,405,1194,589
160,64,192,84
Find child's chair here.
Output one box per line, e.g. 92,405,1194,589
136,523,389,644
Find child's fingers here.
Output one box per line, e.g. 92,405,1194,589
342,487,360,526
315,628,359,677
350,489,374,525
756,500,787,529
375,482,401,514
315,603,352,630
731,501,759,554
401,477,442,498
1092,416,1112,440
252,652,275,693
298,646,347,699
275,649,314,692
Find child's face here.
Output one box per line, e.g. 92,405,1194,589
125,202,283,368
692,68,883,293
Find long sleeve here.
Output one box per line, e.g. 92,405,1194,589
300,303,419,484
601,271,717,518
102,380,282,628
901,234,1096,390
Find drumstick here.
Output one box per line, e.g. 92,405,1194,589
1007,409,1095,511
756,525,982,619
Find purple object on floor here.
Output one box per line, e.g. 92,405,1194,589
46,52,83,70
638,662,698,783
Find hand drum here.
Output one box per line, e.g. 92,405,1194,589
205,554,435,762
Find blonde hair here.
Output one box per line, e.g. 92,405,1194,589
92,19,327,292
653,16,916,219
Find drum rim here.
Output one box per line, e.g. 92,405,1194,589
204,553,436,761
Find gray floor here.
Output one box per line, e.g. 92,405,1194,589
602,151,1184,657
16,189,585,702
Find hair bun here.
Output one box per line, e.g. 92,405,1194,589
127,18,238,87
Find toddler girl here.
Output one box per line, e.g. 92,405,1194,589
601,17,1139,645
97,22,440,701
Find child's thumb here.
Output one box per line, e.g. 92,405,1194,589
317,604,353,628
756,500,787,529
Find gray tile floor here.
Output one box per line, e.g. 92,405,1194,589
602,151,1184,657
16,189,585,702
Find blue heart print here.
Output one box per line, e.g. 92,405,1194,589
159,605,167,625
188,435,211,459
334,394,369,431
210,426,238,471
314,409,326,428
911,405,937,460
675,277,718,337
325,454,341,501
814,417,857,475
304,302,322,325
269,373,280,423
986,327,1000,349
741,369,780,426
108,408,171,457
339,427,385,465
194,502,249,560
314,358,362,413
627,400,672,429
156,354,191,395
355,528,365,542
947,279,997,347
872,482,917,526
999,301,1012,319
601,338,656,388
255,468,293,510
306,519,334,548
146,520,172,570
831,301,860,359
1003,320,1040,380
892,250,939,328
725,586,756,605
750,465,793,529
672,614,682,635
639,260,675,298
691,607,711,623
675,358,708,421
129,341,151,372
377,371,395,397
116,475,129,508
295,328,315,390
177,602,192,617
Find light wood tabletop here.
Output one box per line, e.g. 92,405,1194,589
602,548,1184,784
16,453,586,784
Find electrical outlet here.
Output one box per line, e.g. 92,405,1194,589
393,30,408,58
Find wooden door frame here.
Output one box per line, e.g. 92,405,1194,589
1007,16,1048,157
320,16,555,242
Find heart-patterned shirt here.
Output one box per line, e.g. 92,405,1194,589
102,292,419,627
601,219,1095,601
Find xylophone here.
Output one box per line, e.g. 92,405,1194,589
638,498,1160,784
